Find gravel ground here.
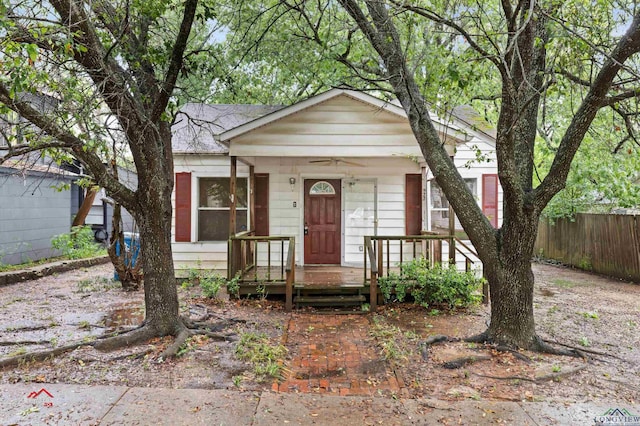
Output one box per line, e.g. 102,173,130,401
0,261,638,403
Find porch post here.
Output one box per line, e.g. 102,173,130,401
229,156,237,237
249,166,255,233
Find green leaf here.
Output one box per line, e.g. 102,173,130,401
26,43,38,62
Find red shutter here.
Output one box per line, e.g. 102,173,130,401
405,174,422,235
175,172,191,242
255,174,269,236
482,174,499,228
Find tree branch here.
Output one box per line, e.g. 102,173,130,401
0,83,137,209
151,0,199,122
390,0,504,72
602,88,640,106
535,12,640,208
49,0,144,133
610,104,639,153
337,0,498,261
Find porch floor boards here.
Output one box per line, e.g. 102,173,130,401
240,265,366,287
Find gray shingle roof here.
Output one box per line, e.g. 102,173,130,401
172,103,282,154
451,105,497,140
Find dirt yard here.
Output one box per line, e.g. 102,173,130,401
0,262,638,403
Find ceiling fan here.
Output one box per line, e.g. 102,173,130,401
308,158,365,167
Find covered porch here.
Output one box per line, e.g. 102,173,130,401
227,232,484,312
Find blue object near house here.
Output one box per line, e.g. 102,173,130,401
114,232,140,281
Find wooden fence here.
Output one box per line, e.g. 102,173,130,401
535,213,640,282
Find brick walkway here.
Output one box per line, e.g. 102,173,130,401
273,314,404,396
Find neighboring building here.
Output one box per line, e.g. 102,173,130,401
0,160,81,265
0,89,138,262
0,92,83,265
170,89,501,274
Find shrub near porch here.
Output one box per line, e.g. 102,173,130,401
378,258,484,309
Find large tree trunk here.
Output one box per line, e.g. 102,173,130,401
138,212,180,335
134,129,180,336
483,214,539,349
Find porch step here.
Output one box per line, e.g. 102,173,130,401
294,294,366,308
294,283,365,296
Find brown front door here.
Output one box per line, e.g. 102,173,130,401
304,179,341,264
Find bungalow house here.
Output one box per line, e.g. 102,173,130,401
171,89,501,305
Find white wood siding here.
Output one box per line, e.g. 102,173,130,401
454,137,502,228
230,96,429,158
171,154,249,274
171,93,499,276
426,137,502,231
254,157,421,267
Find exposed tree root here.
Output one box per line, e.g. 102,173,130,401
463,332,489,344
71,323,109,329
182,317,245,332
93,325,158,351
197,330,237,341
5,325,49,333
418,335,461,361
157,320,240,359
0,340,51,346
542,338,626,361
442,355,492,369
494,345,532,363
0,342,87,369
535,364,588,382
424,334,456,345
110,348,154,361
472,364,588,383
533,337,587,359
158,325,191,359
463,332,585,359
0,312,241,369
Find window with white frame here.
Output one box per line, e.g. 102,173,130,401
198,177,248,241
429,179,477,231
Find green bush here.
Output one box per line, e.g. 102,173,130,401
200,273,225,298
226,273,241,298
378,258,483,309
182,268,240,299
51,226,105,260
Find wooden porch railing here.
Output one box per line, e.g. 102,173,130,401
364,236,379,312
227,230,256,280
364,234,483,311
228,233,296,311
284,238,295,312
454,237,477,273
